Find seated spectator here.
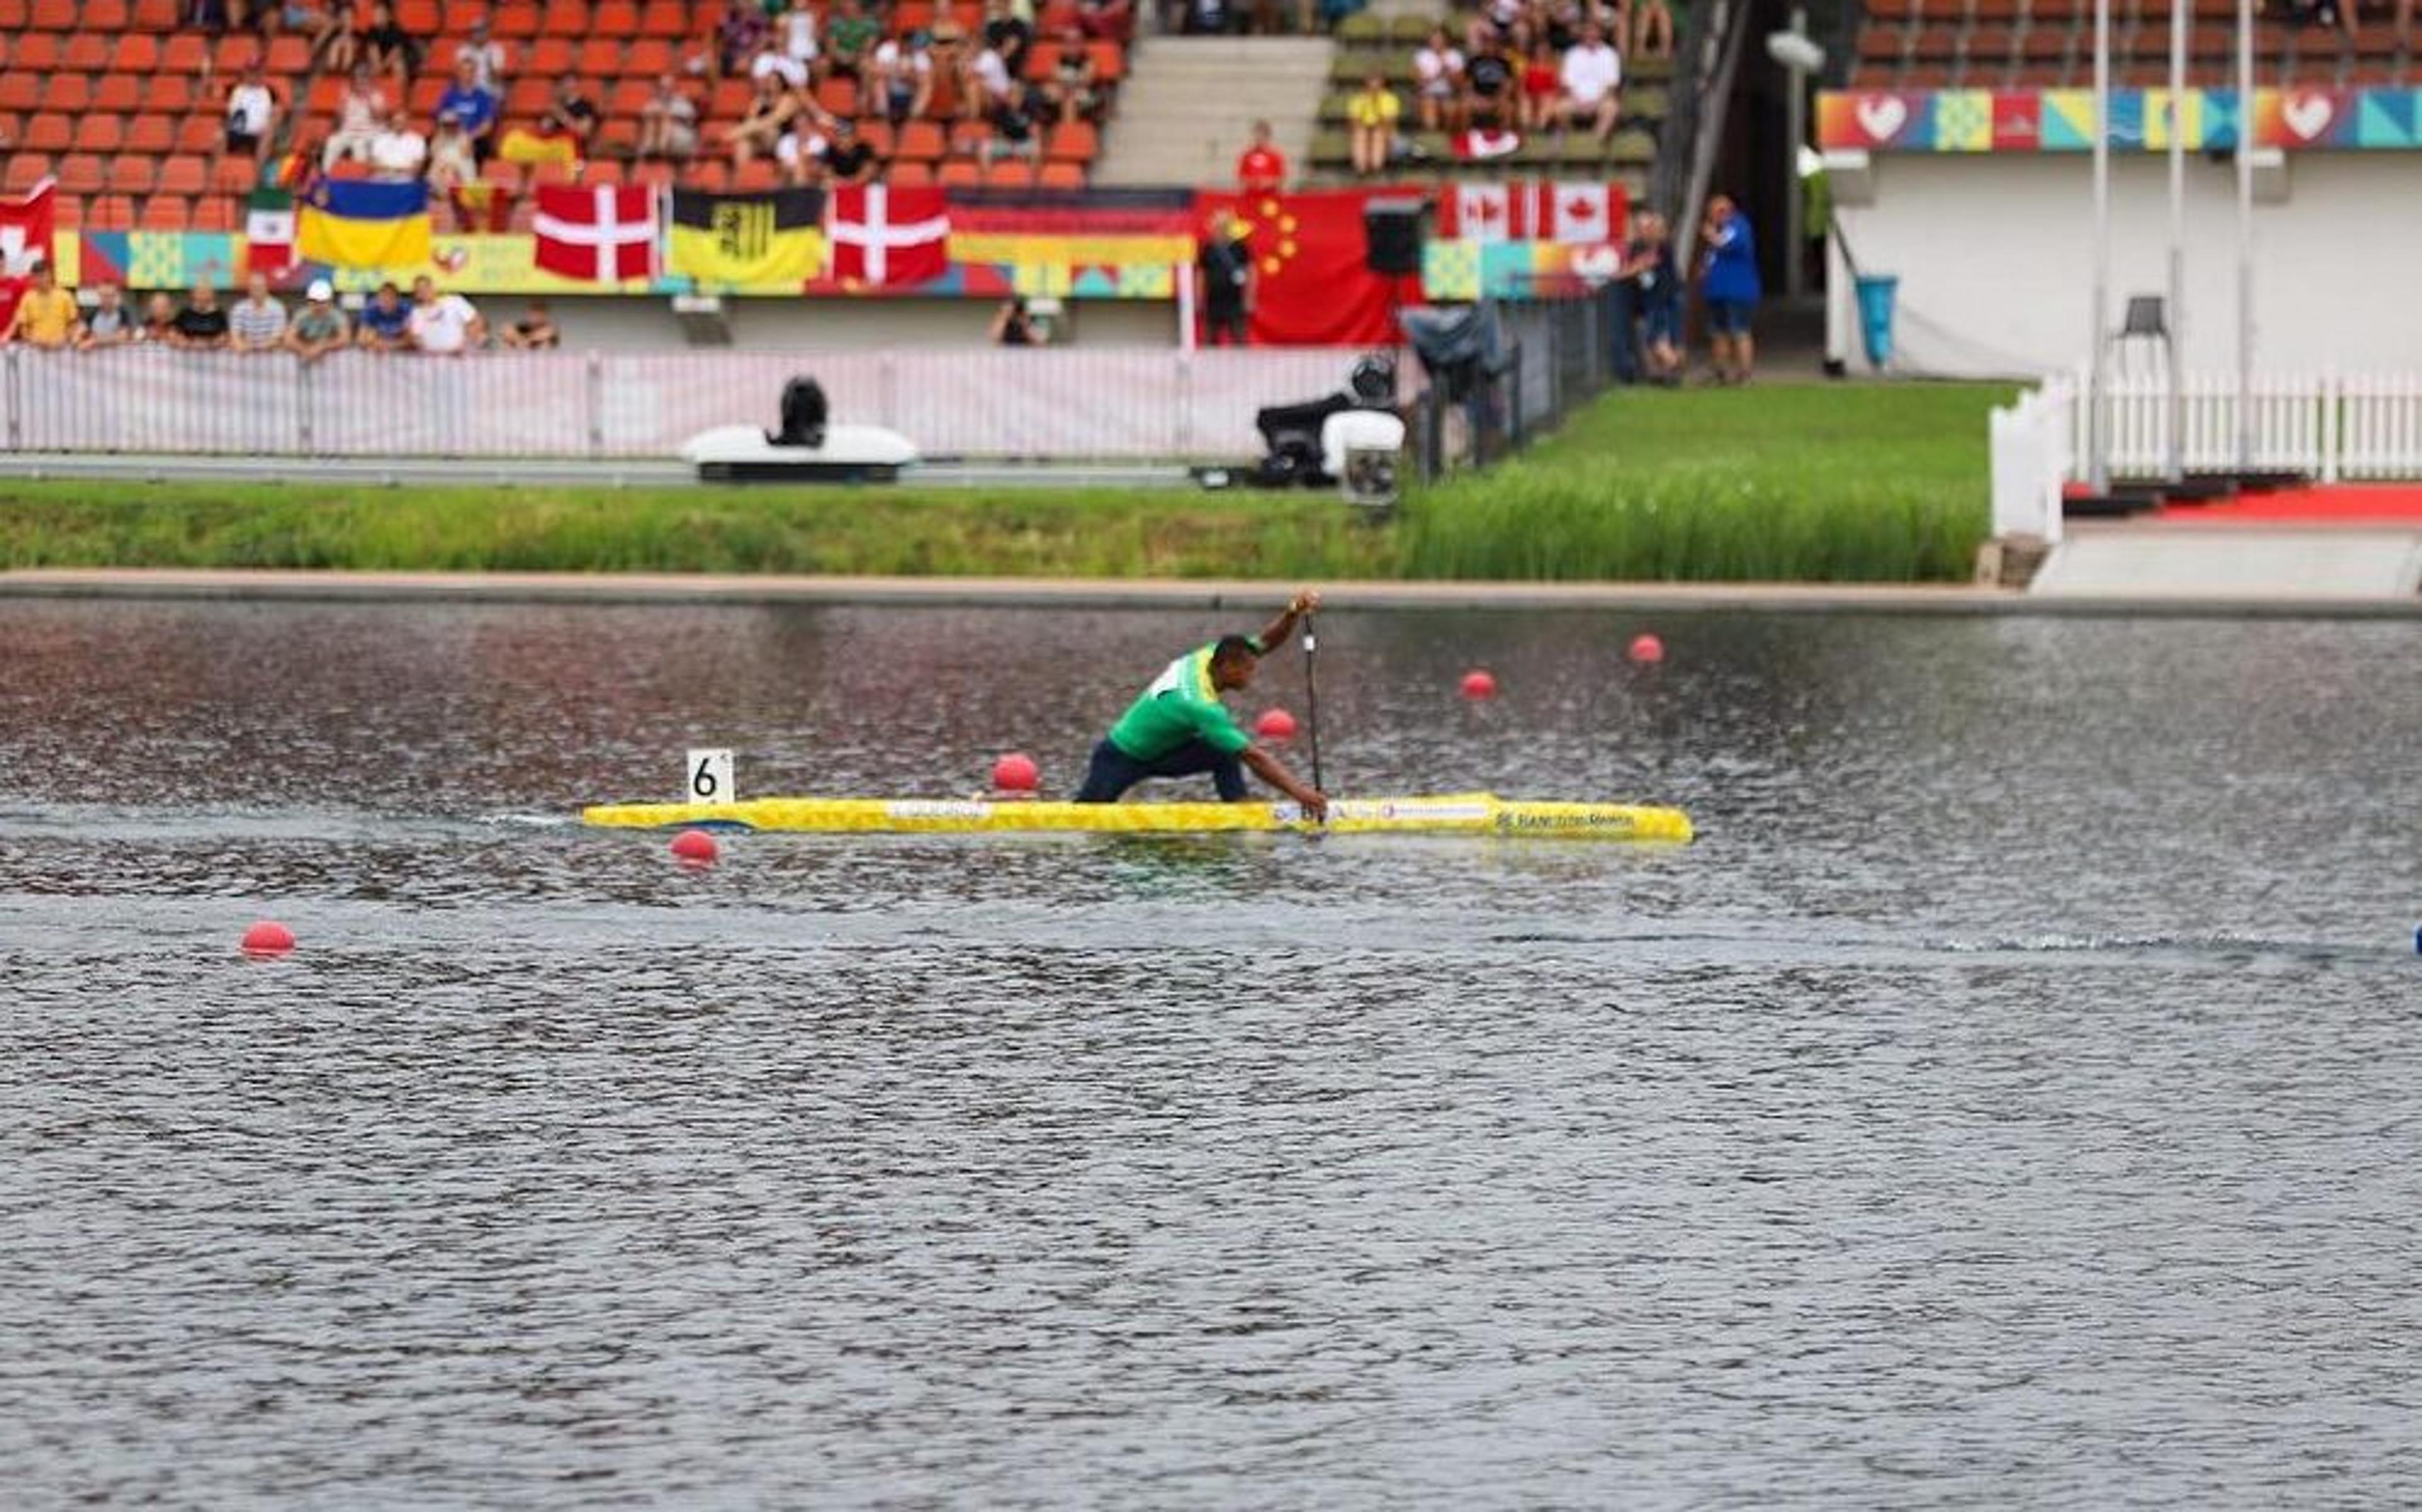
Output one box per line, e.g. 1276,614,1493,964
1634,0,1672,58
990,296,1039,346
225,64,279,158
78,283,136,349
172,284,231,350
266,0,334,47
319,5,361,73
406,276,484,355
749,38,808,90
229,272,290,352
637,74,701,160
981,0,1034,71
1412,27,1465,132
966,39,1016,121
872,32,935,127
1559,20,1621,143
778,0,819,76
323,68,389,167
1461,37,1515,129
370,108,430,178
982,91,1042,161
725,73,800,166
808,116,880,185
139,292,180,343
1043,26,1102,125
356,281,412,349
436,55,501,163
1345,73,1399,177
1235,118,1286,191
774,107,836,185
714,0,770,77
4,264,80,349
500,298,559,348
428,119,479,204
361,0,421,84
536,74,602,153
1461,13,1497,57
1518,38,1560,130
824,0,882,80
285,279,350,360
1075,0,1133,40
456,15,510,91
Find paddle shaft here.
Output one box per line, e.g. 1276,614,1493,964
1302,611,1324,793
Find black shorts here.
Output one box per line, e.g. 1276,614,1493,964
226,127,261,154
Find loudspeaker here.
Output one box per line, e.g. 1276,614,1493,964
1363,197,1428,277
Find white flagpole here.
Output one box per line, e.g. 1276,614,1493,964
2165,0,2187,482
2234,0,2255,470
2088,0,2112,492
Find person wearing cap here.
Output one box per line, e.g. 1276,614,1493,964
286,280,351,361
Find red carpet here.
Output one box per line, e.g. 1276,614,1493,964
2154,484,2422,525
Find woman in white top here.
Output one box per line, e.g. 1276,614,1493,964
1411,27,1465,132
780,0,819,71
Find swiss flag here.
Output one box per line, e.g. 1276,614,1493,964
0,177,56,333
828,185,950,288
1547,181,1625,245
534,183,659,282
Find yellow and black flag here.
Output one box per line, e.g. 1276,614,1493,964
668,188,825,289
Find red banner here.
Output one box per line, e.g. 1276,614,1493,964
0,178,57,333
1192,188,1415,348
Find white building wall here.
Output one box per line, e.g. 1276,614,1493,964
1827,154,2422,379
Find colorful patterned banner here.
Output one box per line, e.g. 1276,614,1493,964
1817,87,2422,153
1420,240,1629,302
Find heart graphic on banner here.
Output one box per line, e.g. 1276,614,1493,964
1856,95,1910,143
2283,91,2334,141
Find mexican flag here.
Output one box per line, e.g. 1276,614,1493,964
245,188,296,277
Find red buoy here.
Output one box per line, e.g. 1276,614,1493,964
992,752,1041,792
1628,632,1666,665
670,829,719,866
241,921,295,957
1255,707,1298,740
1460,669,1499,700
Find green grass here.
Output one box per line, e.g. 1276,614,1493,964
0,382,2015,583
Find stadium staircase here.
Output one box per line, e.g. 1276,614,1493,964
1089,35,1334,185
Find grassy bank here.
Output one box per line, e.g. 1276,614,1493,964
0,383,2013,583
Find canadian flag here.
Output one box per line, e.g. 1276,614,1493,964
1546,181,1624,245
1442,182,1529,244
1451,129,1523,161
534,183,659,282
827,184,949,288
0,177,56,333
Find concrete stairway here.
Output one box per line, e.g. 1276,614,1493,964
1093,37,1335,189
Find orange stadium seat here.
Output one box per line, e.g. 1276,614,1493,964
709,78,751,115
987,160,1034,190
94,74,145,112
629,160,674,188
192,196,237,232
397,0,440,32
443,0,484,28
585,159,626,183
638,0,686,37
83,0,129,21
626,38,674,74
936,160,981,189
894,1,935,30
50,192,80,227
157,156,208,195
30,0,76,28
887,160,932,186
576,38,621,74
23,112,70,151
214,33,264,72
0,110,16,144
40,76,91,112
57,153,105,194
126,113,175,153
161,33,209,71
947,118,989,154
0,0,26,27
855,119,893,155
945,3,981,32
1087,40,1123,81
3,155,52,192
139,195,191,230
541,0,588,35
1037,160,1084,190
86,194,133,230
13,32,59,70
527,36,575,73
73,115,125,153
146,74,195,113
409,75,447,113
494,1,539,35
896,119,944,160
732,159,780,190
1046,120,1096,161
267,35,313,72
1022,42,1059,81
686,160,728,190
0,75,37,112
607,78,652,113
64,32,113,71
816,77,857,115
593,0,639,32
176,113,222,153
211,156,259,192
132,0,178,25
107,156,156,194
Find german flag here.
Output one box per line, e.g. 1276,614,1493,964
668,188,824,289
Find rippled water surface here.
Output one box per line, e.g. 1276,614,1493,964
1,599,2416,1508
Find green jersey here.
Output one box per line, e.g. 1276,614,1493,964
1106,639,1263,762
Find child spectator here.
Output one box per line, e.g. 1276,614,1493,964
1345,73,1399,177
1412,28,1466,133
225,64,279,158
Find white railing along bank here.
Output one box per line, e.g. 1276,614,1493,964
0,345,1395,462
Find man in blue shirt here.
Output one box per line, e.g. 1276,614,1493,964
1698,193,1762,384
354,281,412,350
434,55,499,163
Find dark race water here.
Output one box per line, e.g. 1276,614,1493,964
0,598,2416,1509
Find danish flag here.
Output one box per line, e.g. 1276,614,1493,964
827,185,950,288
533,184,659,282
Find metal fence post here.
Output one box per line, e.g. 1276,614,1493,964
296,354,313,455
585,351,606,458
1174,351,1192,460
5,347,20,450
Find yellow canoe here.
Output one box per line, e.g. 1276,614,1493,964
581,792,1693,842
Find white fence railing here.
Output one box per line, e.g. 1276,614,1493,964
1990,375,2072,544
0,345,1396,462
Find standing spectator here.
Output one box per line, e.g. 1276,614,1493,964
225,64,279,158
1412,28,1466,133
1235,118,1287,191
748,38,808,89
139,292,180,342
1698,193,1760,384
778,0,819,76
1559,20,1622,144
637,73,701,160
981,0,1034,74
3,264,80,348
535,74,601,154
172,284,231,350
1634,0,1672,59
809,117,881,185
229,272,290,351
284,279,350,359
370,107,430,178
455,15,510,91
824,0,882,81
1198,211,1251,346
78,283,136,348
361,1,421,83
1345,73,1399,177
356,281,412,349
990,296,1039,346
724,71,800,167
872,32,935,128
1042,26,1101,125
406,276,485,355
1621,210,1682,383
436,54,501,163
1461,38,1514,129
500,298,559,348
323,67,389,166
713,0,771,77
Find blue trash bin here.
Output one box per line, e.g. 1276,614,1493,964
1854,274,1898,369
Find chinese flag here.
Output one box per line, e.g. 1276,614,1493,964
1195,188,1412,347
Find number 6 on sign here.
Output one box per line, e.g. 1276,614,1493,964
686,748,736,806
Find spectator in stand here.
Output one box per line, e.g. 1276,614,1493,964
1559,20,1622,143
637,73,701,160
725,71,800,168
1180,0,1232,36
990,296,1039,346
1698,193,1760,383
319,5,361,74
436,54,501,164
500,298,559,347
1235,119,1287,190
809,117,881,185
1461,37,1514,129
1345,73,1400,177
966,37,1017,121
983,90,1042,163
536,74,602,154
1461,12,1497,58
714,0,771,76
361,1,421,84
872,32,935,128
3,264,79,349
982,0,1035,74
1043,27,1102,125
323,67,389,167
1633,0,1672,59
228,272,290,352
172,284,231,350
1619,209,1680,383
456,15,510,91
356,281,412,349
406,276,484,356
1412,28,1466,133
1516,35,1562,131
1075,0,1133,40
824,0,882,81
285,279,350,360
773,103,837,185
225,64,279,158
1198,211,1251,346
428,118,480,212
749,37,808,89
778,0,819,78
78,284,136,349
140,293,180,343
370,107,430,178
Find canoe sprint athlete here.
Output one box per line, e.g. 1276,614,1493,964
1075,590,1330,821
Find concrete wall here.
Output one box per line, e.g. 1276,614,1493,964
534,295,1183,351
1825,154,2422,379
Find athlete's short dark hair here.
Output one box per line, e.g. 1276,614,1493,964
1211,634,1260,665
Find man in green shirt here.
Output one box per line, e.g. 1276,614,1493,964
1075,591,1329,818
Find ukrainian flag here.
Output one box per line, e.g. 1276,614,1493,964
297,178,432,270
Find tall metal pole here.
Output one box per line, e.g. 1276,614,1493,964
2234,0,2255,470
1784,6,1808,300
2088,0,2112,491
2165,0,2187,481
